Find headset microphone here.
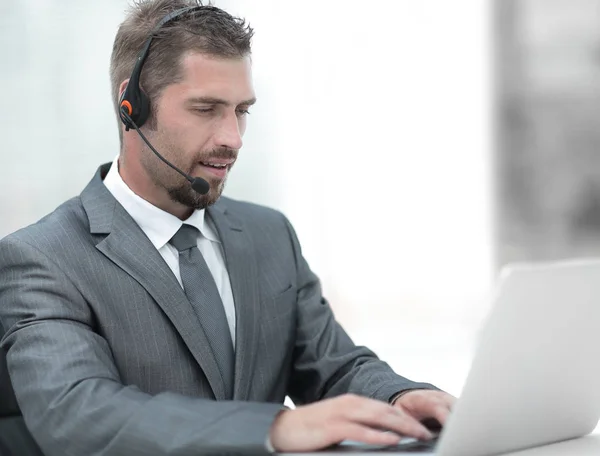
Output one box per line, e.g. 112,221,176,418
118,5,210,196
120,108,210,195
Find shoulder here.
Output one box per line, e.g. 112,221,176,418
1,196,89,256
214,196,301,251
217,196,290,227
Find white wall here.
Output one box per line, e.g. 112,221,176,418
1,0,492,395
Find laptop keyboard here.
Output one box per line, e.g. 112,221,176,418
332,436,439,453
386,436,439,452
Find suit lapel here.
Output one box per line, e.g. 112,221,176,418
208,201,261,401
81,164,227,400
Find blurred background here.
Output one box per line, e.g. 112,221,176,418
1,0,597,399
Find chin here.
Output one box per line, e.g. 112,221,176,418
169,174,227,209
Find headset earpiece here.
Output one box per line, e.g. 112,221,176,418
119,83,150,131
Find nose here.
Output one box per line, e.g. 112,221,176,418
215,111,243,151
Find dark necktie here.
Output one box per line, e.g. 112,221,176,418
169,224,234,398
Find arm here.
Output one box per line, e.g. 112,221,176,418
0,237,282,456
282,216,439,405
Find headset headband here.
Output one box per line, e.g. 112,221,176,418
119,5,202,129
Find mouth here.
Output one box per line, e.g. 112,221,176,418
197,159,234,179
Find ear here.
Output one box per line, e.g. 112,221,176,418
119,79,130,101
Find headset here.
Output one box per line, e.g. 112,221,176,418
118,5,210,195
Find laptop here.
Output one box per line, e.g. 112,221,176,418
316,259,600,455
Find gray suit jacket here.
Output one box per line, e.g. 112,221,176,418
0,163,436,456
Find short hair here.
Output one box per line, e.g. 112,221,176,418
109,0,254,144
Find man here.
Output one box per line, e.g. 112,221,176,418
0,1,455,455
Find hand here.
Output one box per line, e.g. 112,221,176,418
392,390,456,428
269,394,435,453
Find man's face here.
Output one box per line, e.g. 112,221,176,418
140,52,255,210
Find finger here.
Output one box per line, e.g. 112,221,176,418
424,394,455,422
348,402,433,440
439,393,457,410
399,392,448,419
335,423,402,447
430,404,451,426
388,407,434,440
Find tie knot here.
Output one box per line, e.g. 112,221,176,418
169,224,199,252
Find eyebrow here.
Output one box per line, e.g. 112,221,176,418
186,96,257,107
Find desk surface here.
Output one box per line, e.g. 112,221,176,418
281,431,600,455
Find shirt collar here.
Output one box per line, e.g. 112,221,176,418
103,155,220,250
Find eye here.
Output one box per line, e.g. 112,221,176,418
193,107,214,114
236,108,251,116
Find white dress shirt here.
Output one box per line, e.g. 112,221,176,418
103,156,237,348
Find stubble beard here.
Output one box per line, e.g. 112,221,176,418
167,174,226,210
140,132,232,210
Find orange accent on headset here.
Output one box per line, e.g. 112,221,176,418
121,100,133,116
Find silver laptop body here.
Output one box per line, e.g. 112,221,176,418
437,259,600,455
307,260,600,455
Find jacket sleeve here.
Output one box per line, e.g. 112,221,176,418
0,236,283,456
281,216,439,405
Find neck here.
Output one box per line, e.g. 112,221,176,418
118,154,194,220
